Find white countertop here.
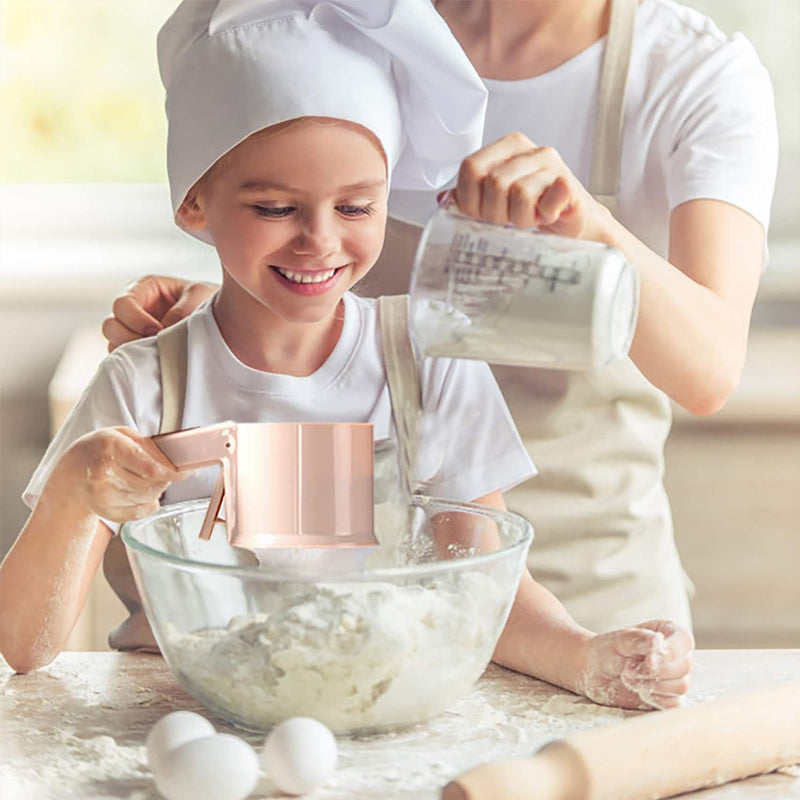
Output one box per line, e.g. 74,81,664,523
1,650,799,800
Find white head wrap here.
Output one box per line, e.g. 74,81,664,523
158,0,487,237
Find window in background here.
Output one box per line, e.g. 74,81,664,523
1,1,796,234
0,0,174,182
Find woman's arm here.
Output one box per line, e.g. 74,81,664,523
597,198,762,415
0,427,181,672
455,133,764,415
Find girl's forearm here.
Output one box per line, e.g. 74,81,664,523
492,570,594,692
0,472,110,673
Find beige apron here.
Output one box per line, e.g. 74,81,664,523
363,0,692,633
102,299,420,651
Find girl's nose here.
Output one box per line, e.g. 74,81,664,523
292,213,340,257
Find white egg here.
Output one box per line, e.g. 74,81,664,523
146,711,216,775
155,733,260,800
262,717,338,795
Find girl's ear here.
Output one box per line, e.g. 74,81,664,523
176,190,208,232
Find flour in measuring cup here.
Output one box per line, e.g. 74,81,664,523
163,572,506,734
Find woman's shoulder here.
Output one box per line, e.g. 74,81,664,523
632,0,773,139
639,0,762,66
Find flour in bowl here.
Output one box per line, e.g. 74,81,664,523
163,571,509,734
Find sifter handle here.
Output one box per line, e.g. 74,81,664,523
152,421,236,541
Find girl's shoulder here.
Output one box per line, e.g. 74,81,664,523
104,335,161,377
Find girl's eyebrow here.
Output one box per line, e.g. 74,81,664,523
238,179,386,193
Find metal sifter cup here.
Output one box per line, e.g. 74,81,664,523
152,421,378,556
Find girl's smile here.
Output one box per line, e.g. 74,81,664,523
269,264,348,295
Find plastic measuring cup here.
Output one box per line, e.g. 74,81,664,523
409,208,640,370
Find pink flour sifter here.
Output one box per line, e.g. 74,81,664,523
152,421,378,560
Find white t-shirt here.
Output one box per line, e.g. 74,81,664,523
389,0,778,257
24,293,534,513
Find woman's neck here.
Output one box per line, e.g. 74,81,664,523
435,0,611,80
212,289,344,377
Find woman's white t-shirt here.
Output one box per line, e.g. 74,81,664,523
24,293,535,513
370,0,778,632
390,0,778,254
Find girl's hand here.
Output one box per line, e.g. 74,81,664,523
454,132,608,240
578,620,695,710
58,427,184,522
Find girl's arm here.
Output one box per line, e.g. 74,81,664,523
0,427,181,673
473,490,693,710
455,133,764,415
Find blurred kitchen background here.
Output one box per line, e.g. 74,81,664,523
1,1,798,651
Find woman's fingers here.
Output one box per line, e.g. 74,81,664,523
535,176,574,227
112,286,167,336
101,315,145,352
457,132,538,218
160,282,217,328
457,135,578,229
103,279,218,351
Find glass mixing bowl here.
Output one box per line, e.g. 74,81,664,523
121,496,532,734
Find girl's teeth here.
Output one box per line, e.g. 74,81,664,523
277,267,337,284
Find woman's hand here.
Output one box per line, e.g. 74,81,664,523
102,275,218,351
578,620,694,710
58,427,185,522
454,131,608,240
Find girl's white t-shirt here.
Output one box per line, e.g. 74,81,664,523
24,293,535,513
389,0,778,257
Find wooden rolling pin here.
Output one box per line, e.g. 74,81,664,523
442,680,800,800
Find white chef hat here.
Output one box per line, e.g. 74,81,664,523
158,0,487,238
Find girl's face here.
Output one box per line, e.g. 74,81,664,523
185,119,388,327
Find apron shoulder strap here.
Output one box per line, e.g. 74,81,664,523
104,317,191,653
589,0,637,213
156,318,191,434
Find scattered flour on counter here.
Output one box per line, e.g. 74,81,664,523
2,726,153,800
164,571,508,734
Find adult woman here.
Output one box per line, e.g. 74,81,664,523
103,0,778,632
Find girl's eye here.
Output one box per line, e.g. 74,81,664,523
337,205,372,217
253,206,294,218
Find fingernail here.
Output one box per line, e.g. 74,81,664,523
437,189,456,208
